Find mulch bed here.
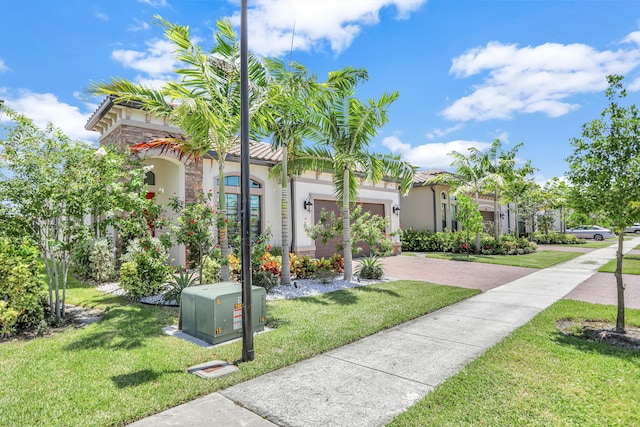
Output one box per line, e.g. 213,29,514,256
557,319,640,350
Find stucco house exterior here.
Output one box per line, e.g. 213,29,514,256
85,96,402,266
400,169,517,234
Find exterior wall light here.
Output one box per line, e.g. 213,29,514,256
392,204,401,215
304,198,313,211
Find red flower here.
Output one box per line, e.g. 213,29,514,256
189,231,194,236
191,219,196,223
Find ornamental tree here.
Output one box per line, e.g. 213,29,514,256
566,74,640,333
455,194,483,259
168,191,218,283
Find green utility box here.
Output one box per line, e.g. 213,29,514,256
181,282,266,345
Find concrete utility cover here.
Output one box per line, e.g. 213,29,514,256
188,360,238,379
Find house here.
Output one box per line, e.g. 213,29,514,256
85,96,402,265
400,169,517,234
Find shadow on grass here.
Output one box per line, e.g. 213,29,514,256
356,285,402,298
552,330,640,362
64,304,174,351
111,368,182,388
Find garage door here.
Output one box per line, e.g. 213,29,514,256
313,200,386,259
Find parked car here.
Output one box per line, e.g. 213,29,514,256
624,223,640,234
565,225,615,241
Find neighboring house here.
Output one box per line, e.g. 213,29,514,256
400,169,516,234
85,96,402,265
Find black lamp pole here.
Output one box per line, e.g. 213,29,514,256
240,0,254,362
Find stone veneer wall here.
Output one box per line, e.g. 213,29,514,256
100,124,203,202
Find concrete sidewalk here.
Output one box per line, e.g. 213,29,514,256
130,238,640,427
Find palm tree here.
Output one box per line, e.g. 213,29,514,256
262,58,324,286
494,141,534,236
90,16,270,281
298,69,416,281
443,145,502,252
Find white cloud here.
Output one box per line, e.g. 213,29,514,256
111,39,177,78
382,134,492,169
94,11,109,21
129,19,151,32
1,90,98,142
426,123,464,140
137,0,167,7
0,59,9,72
444,34,640,121
227,0,426,57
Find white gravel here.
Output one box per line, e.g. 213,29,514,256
95,275,388,305
266,276,388,300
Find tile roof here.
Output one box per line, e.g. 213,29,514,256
413,168,452,185
226,140,283,164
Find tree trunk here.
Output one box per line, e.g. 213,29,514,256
474,192,481,254
44,256,54,315
615,231,626,333
514,203,520,238
218,161,230,281
53,257,60,318
280,144,291,286
342,168,353,282
493,188,499,239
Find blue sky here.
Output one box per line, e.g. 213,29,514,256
1,0,639,183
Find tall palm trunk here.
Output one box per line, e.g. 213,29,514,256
494,187,500,239
280,144,291,286
342,167,353,282
474,191,481,253
218,161,230,281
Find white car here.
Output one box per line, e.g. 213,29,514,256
565,225,615,241
624,223,640,234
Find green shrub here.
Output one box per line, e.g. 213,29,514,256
356,256,384,280
328,254,344,273
119,237,173,299
532,231,584,245
0,238,46,329
118,262,140,298
201,256,221,284
292,255,317,279
252,270,279,292
162,269,199,305
268,246,283,257
402,229,538,256
88,238,115,283
0,301,19,338
72,238,93,278
400,228,433,252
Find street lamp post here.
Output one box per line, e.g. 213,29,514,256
240,0,254,362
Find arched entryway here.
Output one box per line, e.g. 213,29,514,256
142,156,186,266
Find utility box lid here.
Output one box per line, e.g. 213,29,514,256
181,282,266,345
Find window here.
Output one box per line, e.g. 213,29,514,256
451,204,458,231
144,171,155,185
441,191,447,230
216,175,263,239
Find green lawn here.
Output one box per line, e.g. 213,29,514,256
599,254,640,274
389,300,640,427
0,278,477,426
554,239,617,249
424,250,582,268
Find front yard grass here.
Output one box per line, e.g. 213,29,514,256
555,238,618,249
424,250,582,268
599,254,640,274
389,300,640,427
0,279,477,426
